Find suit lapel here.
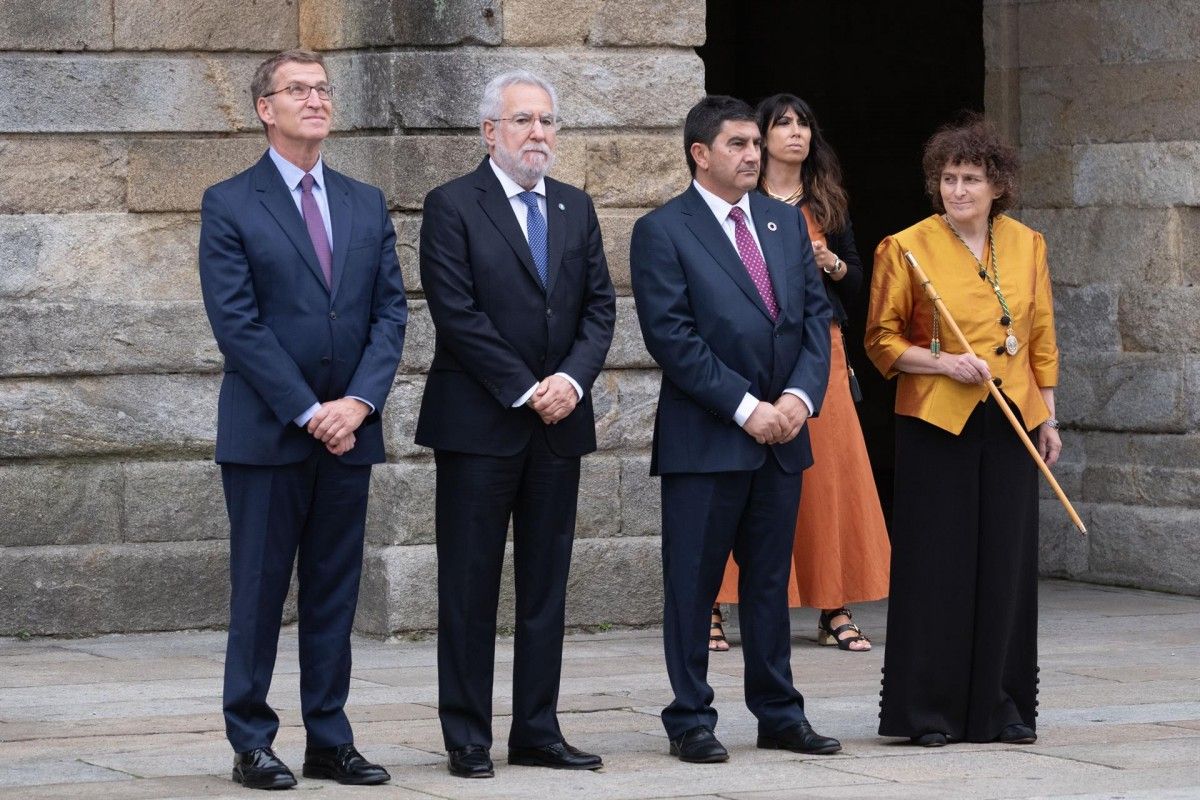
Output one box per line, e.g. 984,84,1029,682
750,192,788,319
253,154,329,294
545,180,566,296
326,168,353,302
681,186,775,323
474,159,544,292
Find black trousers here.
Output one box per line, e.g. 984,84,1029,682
879,397,1039,742
221,449,372,752
434,429,581,751
659,456,807,739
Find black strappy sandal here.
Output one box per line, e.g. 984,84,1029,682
818,607,871,651
709,605,730,652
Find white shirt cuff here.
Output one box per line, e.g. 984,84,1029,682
347,395,375,414
294,402,321,427
554,372,583,401
513,382,539,408
783,388,814,415
734,393,759,427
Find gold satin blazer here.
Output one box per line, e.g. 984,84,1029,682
865,214,1059,435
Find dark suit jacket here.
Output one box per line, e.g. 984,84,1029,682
630,185,832,476
414,158,616,458
199,151,408,466
818,219,863,325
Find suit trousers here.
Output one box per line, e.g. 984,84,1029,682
660,456,807,739
879,396,1039,742
434,428,581,751
221,448,372,753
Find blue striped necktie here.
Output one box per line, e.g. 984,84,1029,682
518,191,549,288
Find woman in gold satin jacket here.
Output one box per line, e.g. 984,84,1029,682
865,115,1062,748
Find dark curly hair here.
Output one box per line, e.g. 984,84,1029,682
922,113,1019,218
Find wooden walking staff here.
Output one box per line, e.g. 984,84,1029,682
902,250,1088,535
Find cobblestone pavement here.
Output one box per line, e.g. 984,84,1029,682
1,579,1198,799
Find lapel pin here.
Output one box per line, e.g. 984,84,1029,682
558,202,566,211
766,221,778,231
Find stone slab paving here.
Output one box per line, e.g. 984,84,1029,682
0,579,1197,799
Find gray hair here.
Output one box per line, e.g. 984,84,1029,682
478,70,559,142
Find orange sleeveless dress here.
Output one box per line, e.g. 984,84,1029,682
716,206,890,609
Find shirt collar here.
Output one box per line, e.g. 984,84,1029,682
692,178,752,224
268,146,325,192
489,157,546,199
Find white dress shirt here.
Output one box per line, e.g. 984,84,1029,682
691,179,814,426
488,158,584,407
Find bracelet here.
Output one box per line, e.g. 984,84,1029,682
1043,417,1059,429
823,256,843,276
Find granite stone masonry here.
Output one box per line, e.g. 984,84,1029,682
0,1,1194,638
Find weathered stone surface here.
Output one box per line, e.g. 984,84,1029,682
1185,355,1200,433
1018,207,1179,286
1101,0,1200,64
0,374,218,459
1052,284,1119,354
1017,0,1101,67
123,461,227,543
1178,208,1200,286
1120,286,1200,354
0,542,229,636
565,536,662,626
0,139,126,214
1017,146,1074,209
1038,498,1089,579
983,0,1019,70
356,543,438,633
366,461,436,546
1075,143,1200,206
389,48,703,129
606,299,653,368
503,0,703,46
392,212,422,292
594,369,658,451
398,300,434,375
389,135,494,210
585,135,687,208
127,138,272,213
0,301,218,377
381,376,427,460
0,463,122,547
0,0,112,51
301,0,501,49
618,454,660,537
1022,63,1200,145
984,68,1021,146
1056,353,1188,433
597,208,640,292
114,0,298,51
1084,431,1200,508
0,214,201,302
577,454,621,538
1088,503,1200,595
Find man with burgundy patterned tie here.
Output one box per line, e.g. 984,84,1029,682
198,49,406,790
415,70,615,778
629,95,839,763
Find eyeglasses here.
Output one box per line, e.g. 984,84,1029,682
262,82,333,101
490,113,560,132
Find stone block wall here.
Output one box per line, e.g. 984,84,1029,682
0,0,704,636
985,0,1200,596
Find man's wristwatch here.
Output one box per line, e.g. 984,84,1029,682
824,256,844,276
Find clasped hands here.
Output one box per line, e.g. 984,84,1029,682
744,394,809,445
306,397,371,456
527,374,578,425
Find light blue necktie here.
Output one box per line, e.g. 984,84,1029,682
518,191,549,288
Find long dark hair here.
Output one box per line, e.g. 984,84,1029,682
756,94,849,234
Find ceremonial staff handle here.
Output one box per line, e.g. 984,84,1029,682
902,250,1087,535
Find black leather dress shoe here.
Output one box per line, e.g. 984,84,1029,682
912,732,948,747
757,721,842,754
669,726,730,763
508,740,603,770
998,724,1037,744
447,745,494,778
302,743,390,785
232,747,297,790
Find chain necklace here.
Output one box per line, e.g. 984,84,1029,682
943,215,1019,356
762,179,805,206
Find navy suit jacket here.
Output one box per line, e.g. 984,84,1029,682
414,158,616,458
199,151,408,466
630,185,832,476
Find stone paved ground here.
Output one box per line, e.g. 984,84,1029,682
1,579,1198,799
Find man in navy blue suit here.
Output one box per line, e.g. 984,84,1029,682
630,95,840,763
199,49,406,790
415,70,615,779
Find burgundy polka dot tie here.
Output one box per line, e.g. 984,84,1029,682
728,206,779,320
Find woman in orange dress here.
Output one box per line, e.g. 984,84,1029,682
710,94,890,653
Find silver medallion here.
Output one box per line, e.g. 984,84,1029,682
1005,334,1019,356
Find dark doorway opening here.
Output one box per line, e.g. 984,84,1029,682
699,1,985,523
